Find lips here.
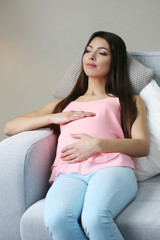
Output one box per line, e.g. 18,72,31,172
86,63,97,68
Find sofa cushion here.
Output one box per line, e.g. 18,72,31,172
21,174,160,240
53,53,153,98
134,80,160,181
0,129,56,240
115,174,160,240
130,52,160,86
20,199,52,240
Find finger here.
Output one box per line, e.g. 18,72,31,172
71,111,96,117
84,112,96,117
67,158,80,164
61,145,74,153
62,154,77,161
70,133,82,139
60,149,75,158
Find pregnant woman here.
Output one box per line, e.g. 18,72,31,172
4,31,149,240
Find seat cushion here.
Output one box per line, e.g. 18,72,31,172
20,199,52,240
21,174,160,240
116,174,160,240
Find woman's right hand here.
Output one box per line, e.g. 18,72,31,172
4,98,96,136
51,111,96,124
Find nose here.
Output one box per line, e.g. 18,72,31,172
89,52,96,61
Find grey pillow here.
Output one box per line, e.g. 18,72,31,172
53,53,154,98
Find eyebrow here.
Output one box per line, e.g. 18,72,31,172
87,45,110,52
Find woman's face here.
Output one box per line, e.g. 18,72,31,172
83,37,111,80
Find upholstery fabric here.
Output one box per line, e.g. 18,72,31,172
20,174,160,240
0,129,57,240
130,52,160,86
134,80,160,181
20,200,52,240
116,174,160,240
53,52,154,98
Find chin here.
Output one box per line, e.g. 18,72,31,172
86,73,106,79
84,69,108,80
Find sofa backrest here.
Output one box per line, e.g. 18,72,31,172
130,52,160,86
53,52,160,99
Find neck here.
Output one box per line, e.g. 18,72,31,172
85,77,106,96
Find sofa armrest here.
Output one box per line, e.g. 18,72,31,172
0,129,57,240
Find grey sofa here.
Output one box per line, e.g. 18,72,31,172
0,52,160,240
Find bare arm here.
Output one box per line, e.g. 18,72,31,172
4,99,63,136
97,95,149,157
60,96,150,163
4,99,96,136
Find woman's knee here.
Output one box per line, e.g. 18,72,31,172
44,208,63,235
82,208,113,234
44,207,74,237
82,208,124,240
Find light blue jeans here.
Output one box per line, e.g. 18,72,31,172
44,167,137,240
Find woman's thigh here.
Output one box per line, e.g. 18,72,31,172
82,167,137,219
44,174,89,240
44,174,88,223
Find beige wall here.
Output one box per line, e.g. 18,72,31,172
0,0,160,141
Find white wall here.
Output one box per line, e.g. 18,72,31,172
0,0,160,141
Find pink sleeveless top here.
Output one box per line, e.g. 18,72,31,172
49,97,135,183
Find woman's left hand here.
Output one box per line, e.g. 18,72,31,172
60,133,99,163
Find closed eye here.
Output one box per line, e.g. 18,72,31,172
99,52,107,56
85,50,107,56
85,49,91,53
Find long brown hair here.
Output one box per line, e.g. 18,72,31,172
51,31,137,138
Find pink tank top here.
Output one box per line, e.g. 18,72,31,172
49,97,135,183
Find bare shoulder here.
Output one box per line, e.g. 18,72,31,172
133,95,146,110
131,95,149,140
49,98,64,110
134,94,143,103
24,98,64,117
37,98,64,114
132,95,147,123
